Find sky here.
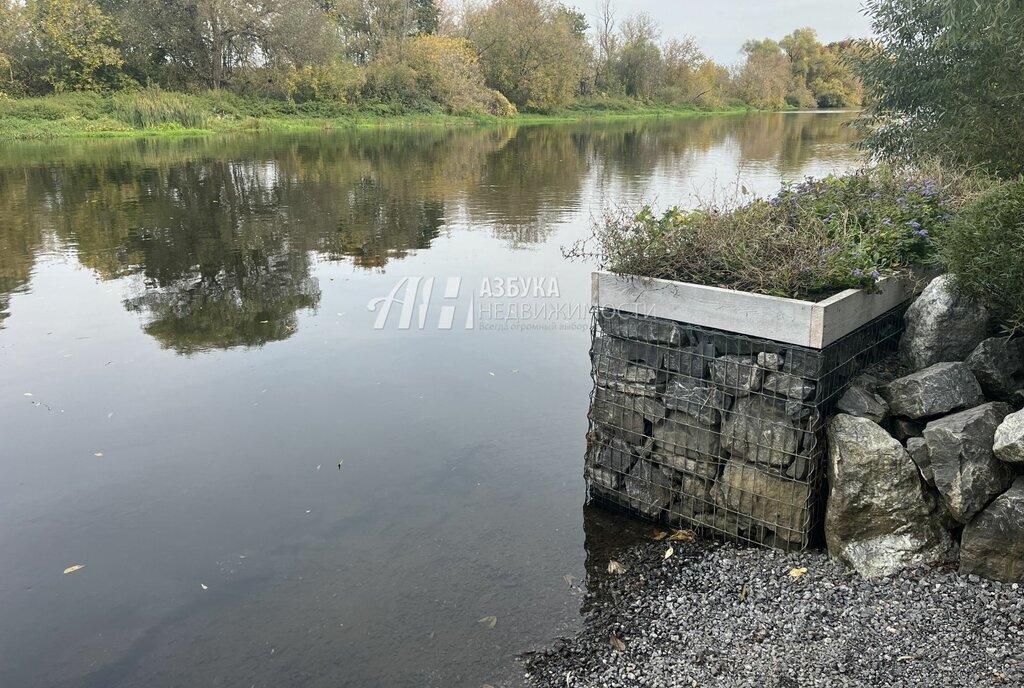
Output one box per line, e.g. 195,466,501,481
593,0,873,65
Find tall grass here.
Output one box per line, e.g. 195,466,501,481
110,90,210,129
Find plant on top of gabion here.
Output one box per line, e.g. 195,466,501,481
939,179,1024,333
568,168,965,300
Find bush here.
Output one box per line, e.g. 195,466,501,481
286,62,364,105
940,180,1024,331
569,168,963,299
110,89,208,128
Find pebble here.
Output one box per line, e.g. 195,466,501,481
521,541,1024,687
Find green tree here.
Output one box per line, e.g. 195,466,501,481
736,39,790,109
464,0,590,112
855,0,1024,175
29,0,124,91
614,12,661,100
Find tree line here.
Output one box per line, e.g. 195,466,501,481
0,0,863,114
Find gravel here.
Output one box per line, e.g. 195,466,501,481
520,539,1024,687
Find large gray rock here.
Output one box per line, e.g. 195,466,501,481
662,377,730,425
710,355,763,397
923,402,1014,523
836,385,890,424
965,337,1024,402
592,335,662,369
886,362,985,419
993,408,1024,464
598,310,682,345
664,342,715,378
711,460,811,544
623,459,673,519
762,372,816,401
899,275,990,369
960,477,1024,583
590,387,665,443
826,415,955,578
652,451,719,479
721,396,801,468
586,431,643,475
653,411,721,461
906,437,932,483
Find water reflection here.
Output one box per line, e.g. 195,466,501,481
0,112,861,349
0,112,863,688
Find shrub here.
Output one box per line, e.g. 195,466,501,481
286,61,364,105
939,180,1024,331
110,89,208,128
569,168,963,299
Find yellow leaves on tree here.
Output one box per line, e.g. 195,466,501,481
403,35,516,117
30,0,123,92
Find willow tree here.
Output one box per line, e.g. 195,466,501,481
856,0,1024,175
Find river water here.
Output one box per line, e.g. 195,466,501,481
0,112,861,688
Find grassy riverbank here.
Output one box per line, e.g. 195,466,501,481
0,91,757,141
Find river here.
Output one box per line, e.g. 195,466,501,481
0,112,861,688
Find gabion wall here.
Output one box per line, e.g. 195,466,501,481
585,306,905,550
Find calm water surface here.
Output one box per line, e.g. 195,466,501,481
0,112,861,688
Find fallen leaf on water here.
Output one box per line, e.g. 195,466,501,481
478,616,497,629
651,530,668,541
789,567,808,579
668,529,696,542
488,372,495,377
94,452,104,458
563,574,575,587
609,635,626,652
200,583,208,590
663,546,674,560
63,565,84,575
607,560,627,575
23,392,32,397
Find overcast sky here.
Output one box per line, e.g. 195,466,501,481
591,1,872,65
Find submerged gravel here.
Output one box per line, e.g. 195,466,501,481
521,540,1024,687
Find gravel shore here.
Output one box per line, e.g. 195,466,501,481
521,538,1024,687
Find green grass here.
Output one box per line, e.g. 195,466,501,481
0,91,758,141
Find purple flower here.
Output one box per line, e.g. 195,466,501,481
914,229,929,237
897,197,906,204
852,268,865,277
870,270,880,279
906,221,921,229
882,218,892,226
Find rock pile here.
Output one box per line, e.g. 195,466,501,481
826,275,1024,582
586,310,847,550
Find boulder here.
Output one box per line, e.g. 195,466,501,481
899,274,990,369
592,335,662,370
994,408,1024,465
960,477,1024,583
623,459,673,519
653,411,721,461
923,402,1014,523
585,465,621,493
710,355,763,397
763,372,816,401
711,460,811,544
652,451,719,479
721,396,802,468
586,432,643,475
906,437,932,483
598,309,683,345
836,385,890,424
664,342,715,378
590,387,665,443
886,362,985,419
662,466,715,522
826,415,955,578
662,376,731,425
965,337,1024,402
757,352,784,371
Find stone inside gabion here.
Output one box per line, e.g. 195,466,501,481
585,308,904,551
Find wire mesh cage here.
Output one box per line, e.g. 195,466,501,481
585,305,906,550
